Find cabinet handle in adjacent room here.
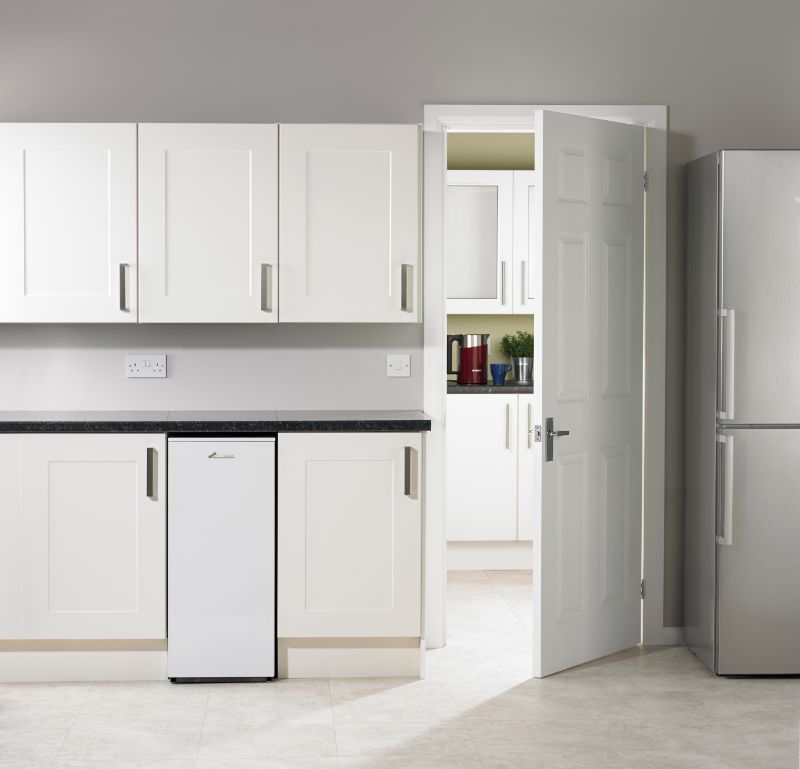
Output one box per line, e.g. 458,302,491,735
527,403,532,449
401,264,413,313
505,403,511,449
501,261,508,305
146,447,157,500
403,445,418,499
520,261,527,306
119,263,130,312
716,434,734,546
718,308,736,420
261,264,273,313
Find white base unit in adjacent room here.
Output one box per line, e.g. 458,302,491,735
168,437,276,681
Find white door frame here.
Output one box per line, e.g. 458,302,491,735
422,104,678,650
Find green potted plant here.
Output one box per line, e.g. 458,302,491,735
499,330,534,383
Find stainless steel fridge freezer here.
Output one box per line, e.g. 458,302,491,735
684,150,800,675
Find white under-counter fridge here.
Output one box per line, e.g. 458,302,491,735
167,437,276,681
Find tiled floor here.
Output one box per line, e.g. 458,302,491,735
2,569,798,768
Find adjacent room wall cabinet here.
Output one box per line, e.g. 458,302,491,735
0,434,166,640
279,124,420,323
138,123,278,323
446,170,536,315
0,123,138,323
278,432,422,637
446,393,534,541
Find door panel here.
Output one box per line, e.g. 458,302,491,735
446,394,517,541
0,124,137,322
513,170,537,312
446,170,513,314
534,110,644,677
719,151,800,423
717,428,800,674
278,433,421,637
138,124,278,323
279,124,419,322
19,434,166,639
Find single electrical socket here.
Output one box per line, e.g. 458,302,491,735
386,353,411,378
126,354,167,378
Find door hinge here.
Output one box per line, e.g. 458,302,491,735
642,171,649,192
640,579,646,599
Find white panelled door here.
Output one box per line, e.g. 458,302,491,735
138,124,278,323
0,124,138,323
533,111,644,677
279,124,420,323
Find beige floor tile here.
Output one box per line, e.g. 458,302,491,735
57,722,202,762
334,721,474,758
76,681,209,725
53,761,195,769
198,724,337,761
0,725,68,768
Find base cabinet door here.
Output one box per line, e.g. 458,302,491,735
446,394,518,540
278,432,422,637
138,123,278,323
18,434,166,639
279,124,420,323
0,436,21,639
0,124,138,323
517,394,535,540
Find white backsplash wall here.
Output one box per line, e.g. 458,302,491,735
0,325,423,411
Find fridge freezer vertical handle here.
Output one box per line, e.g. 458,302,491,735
716,434,734,546
718,309,735,420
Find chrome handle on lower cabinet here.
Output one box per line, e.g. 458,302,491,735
403,445,418,499
501,261,508,305
505,403,511,449
119,263,130,313
520,261,527,306
146,447,157,500
401,264,414,313
716,434,734,546
527,403,532,449
260,264,273,313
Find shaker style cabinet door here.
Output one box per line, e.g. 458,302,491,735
279,124,420,322
138,124,278,323
18,434,166,639
278,432,422,637
512,171,537,313
446,394,518,540
446,170,513,315
0,124,138,323
0,436,21,639
517,393,535,540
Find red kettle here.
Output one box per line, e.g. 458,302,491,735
447,334,490,385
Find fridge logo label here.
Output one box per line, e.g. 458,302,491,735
207,452,235,459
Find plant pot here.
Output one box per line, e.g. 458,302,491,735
512,356,532,384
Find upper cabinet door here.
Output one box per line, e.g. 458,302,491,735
446,170,513,315
512,171,537,313
0,124,138,323
279,124,420,323
138,124,278,323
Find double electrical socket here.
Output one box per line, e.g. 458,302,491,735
126,354,167,378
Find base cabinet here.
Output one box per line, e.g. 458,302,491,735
2,434,167,640
278,432,422,638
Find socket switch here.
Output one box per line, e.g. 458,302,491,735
386,354,411,378
127,354,167,378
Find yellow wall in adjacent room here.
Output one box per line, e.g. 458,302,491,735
447,132,535,171
446,314,534,381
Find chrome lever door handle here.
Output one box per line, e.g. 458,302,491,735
544,417,569,462
548,430,570,438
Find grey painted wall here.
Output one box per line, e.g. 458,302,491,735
3,0,800,625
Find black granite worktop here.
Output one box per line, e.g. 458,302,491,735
0,410,432,434
447,382,533,395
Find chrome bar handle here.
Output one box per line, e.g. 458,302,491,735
520,261,527,306
716,434,734,546
401,264,413,313
505,403,511,450
501,261,508,305
718,308,735,420
261,264,273,312
403,446,418,499
146,447,157,500
119,263,130,313
544,417,570,462
527,403,532,449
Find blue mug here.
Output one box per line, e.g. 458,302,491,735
490,363,512,385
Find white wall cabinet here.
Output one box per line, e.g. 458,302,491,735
446,393,535,541
13,434,166,640
278,432,422,638
138,124,278,323
0,124,138,323
446,170,536,315
279,124,420,323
